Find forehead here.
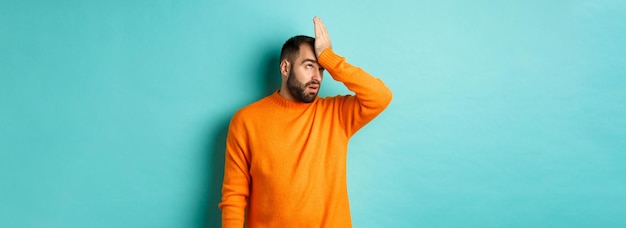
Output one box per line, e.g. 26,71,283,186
295,43,317,62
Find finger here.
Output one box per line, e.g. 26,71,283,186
317,18,325,33
314,17,327,38
314,17,322,37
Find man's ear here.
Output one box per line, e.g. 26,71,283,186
280,59,290,77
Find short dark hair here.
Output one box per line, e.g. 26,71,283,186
280,35,315,63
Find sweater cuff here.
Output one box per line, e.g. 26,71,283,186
317,48,343,70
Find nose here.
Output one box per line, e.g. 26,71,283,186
312,69,322,82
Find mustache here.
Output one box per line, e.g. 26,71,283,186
305,80,321,87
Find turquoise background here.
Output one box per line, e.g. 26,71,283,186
1,0,625,227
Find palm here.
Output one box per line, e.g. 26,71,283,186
314,17,332,57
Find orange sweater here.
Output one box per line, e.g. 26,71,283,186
219,49,392,227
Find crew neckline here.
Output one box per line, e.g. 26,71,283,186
268,90,318,110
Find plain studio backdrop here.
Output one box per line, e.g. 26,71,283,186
1,0,625,227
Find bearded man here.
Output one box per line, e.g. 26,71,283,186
219,16,392,227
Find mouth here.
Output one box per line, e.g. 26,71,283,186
307,85,319,93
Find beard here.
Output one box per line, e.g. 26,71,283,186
286,68,320,103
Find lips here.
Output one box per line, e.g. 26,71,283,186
306,80,320,93
307,84,319,92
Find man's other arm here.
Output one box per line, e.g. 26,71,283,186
218,113,250,227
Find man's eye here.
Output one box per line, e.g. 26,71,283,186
306,64,313,69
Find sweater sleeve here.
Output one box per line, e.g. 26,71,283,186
317,49,393,137
219,112,251,228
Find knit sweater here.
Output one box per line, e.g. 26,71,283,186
219,49,392,227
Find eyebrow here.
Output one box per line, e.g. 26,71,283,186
300,58,325,71
301,58,318,65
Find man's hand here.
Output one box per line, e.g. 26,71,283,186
314,16,332,58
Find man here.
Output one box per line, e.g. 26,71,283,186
219,17,392,227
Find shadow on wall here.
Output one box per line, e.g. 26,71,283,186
262,49,282,96
200,47,281,227
201,119,228,228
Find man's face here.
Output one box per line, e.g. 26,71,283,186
286,43,324,103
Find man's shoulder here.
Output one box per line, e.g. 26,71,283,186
231,95,273,121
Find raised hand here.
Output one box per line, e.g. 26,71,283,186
313,16,332,58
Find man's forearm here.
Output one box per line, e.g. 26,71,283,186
318,48,392,110
317,48,392,136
